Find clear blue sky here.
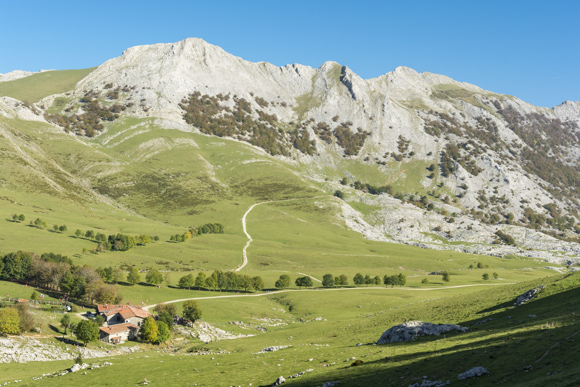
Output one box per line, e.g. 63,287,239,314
1,0,578,108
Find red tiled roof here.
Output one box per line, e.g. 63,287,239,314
97,304,151,319
99,322,139,335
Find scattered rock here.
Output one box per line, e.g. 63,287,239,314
515,286,545,306
408,380,450,387
273,376,285,386
457,366,489,380
0,337,118,363
474,318,494,326
377,321,468,343
255,346,291,354
69,363,89,373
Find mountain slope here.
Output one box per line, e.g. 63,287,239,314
2,37,580,264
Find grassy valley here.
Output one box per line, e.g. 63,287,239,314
0,47,579,387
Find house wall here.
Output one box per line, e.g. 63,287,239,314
125,316,144,327
100,329,132,344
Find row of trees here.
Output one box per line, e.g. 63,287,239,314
0,251,123,305
178,271,264,292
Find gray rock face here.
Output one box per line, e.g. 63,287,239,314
0,337,128,363
14,37,580,263
457,366,489,380
377,321,468,344
273,376,285,385
515,285,545,306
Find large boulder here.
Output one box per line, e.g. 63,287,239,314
457,366,489,380
377,321,468,344
515,285,544,306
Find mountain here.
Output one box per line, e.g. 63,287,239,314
2,37,580,264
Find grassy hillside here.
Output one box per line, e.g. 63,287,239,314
0,68,95,103
0,80,577,386
1,272,577,386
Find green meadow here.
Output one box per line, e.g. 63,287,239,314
0,73,576,386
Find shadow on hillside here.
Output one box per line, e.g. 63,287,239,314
299,286,580,387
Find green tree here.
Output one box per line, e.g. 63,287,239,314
334,190,344,199
158,312,174,330
421,277,430,285
239,275,251,292
146,268,164,286
30,291,38,301
153,303,177,317
178,273,195,290
205,276,217,290
12,214,19,222
195,272,207,289
34,218,48,229
295,276,313,288
353,273,364,286
398,273,407,287
339,274,348,286
0,308,21,335
102,267,114,283
374,275,382,285
182,300,202,322
75,229,82,238
482,273,489,281
442,271,451,283
59,225,67,233
85,230,95,239
137,234,151,246
112,268,125,284
60,313,72,335
18,214,25,222
127,267,141,285
275,274,291,290
156,321,170,344
53,225,59,232
74,320,99,346
140,316,158,343
59,270,76,293
322,274,334,287
493,272,499,280
364,275,374,286
251,276,264,291
387,275,399,287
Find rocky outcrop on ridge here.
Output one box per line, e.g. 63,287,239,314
6,37,578,262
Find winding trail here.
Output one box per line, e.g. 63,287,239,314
235,196,326,277
236,201,268,272
143,283,515,312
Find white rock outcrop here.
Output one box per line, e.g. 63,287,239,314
515,285,545,306
457,366,489,380
377,321,468,344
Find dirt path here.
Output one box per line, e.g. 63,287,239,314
143,283,514,311
235,196,326,274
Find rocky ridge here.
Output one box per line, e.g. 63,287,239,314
9,37,580,262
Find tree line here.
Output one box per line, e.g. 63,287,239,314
178,270,264,292
0,250,122,305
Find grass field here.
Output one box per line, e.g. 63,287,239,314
0,68,95,102
0,88,577,386
1,272,577,386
